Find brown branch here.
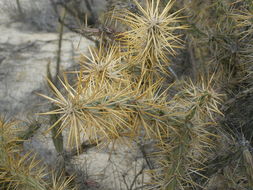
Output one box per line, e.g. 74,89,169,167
64,140,100,159
129,165,145,190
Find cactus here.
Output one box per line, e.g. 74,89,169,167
0,117,76,190
1,0,253,189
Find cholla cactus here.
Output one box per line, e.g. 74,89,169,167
78,41,128,89
152,76,223,189
39,77,135,150
115,0,186,62
114,0,187,89
3,0,253,189
37,0,253,189
0,118,46,190
0,118,77,190
39,0,189,152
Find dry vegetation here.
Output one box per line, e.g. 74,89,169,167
0,0,253,189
